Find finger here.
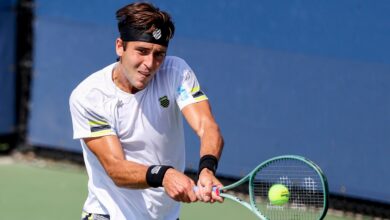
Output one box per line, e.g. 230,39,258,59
200,190,211,202
194,187,203,201
202,181,214,201
187,181,198,202
180,192,191,203
186,187,197,203
203,182,213,192
212,179,224,202
188,191,198,202
211,190,224,203
201,185,213,202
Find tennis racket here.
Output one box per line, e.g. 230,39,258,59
196,155,328,220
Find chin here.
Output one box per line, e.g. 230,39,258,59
137,80,152,89
135,83,147,90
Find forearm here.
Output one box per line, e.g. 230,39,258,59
112,159,198,203
182,101,224,158
199,121,224,159
85,136,150,189
197,124,224,203
181,101,224,202
105,159,149,189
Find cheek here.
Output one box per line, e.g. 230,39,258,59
126,54,144,67
121,54,139,68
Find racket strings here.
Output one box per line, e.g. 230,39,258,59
251,158,326,219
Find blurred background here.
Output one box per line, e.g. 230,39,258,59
1,0,389,219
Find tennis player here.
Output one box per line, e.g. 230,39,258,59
69,2,224,220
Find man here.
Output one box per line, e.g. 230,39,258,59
69,2,224,220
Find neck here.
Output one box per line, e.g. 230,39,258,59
112,65,139,94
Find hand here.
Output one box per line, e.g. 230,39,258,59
162,168,198,203
196,168,224,203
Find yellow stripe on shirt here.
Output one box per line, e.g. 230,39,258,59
90,129,112,137
88,120,109,126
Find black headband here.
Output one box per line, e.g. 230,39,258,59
119,26,170,47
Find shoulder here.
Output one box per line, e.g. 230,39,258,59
160,56,191,72
69,63,115,107
158,56,194,82
163,56,187,65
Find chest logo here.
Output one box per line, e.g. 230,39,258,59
159,96,170,108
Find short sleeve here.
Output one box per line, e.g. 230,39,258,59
69,89,116,139
174,60,208,110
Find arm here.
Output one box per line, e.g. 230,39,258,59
84,135,197,202
182,100,224,203
84,135,148,188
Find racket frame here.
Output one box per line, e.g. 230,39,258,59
217,155,329,220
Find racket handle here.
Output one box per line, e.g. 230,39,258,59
193,186,220,196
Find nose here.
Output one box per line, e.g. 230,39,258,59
143,54,154,70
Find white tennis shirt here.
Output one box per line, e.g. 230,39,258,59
69,56,207,220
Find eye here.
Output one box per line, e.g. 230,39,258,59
155,52,166,60
137,48,148,55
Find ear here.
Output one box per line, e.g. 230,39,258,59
115,38,124,57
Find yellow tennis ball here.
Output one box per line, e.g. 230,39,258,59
268,184,290,206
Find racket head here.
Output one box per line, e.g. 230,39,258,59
248,155,329,220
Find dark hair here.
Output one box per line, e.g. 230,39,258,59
116,2,175,49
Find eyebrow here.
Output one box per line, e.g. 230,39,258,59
134,46,150,50
135,46,166,54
